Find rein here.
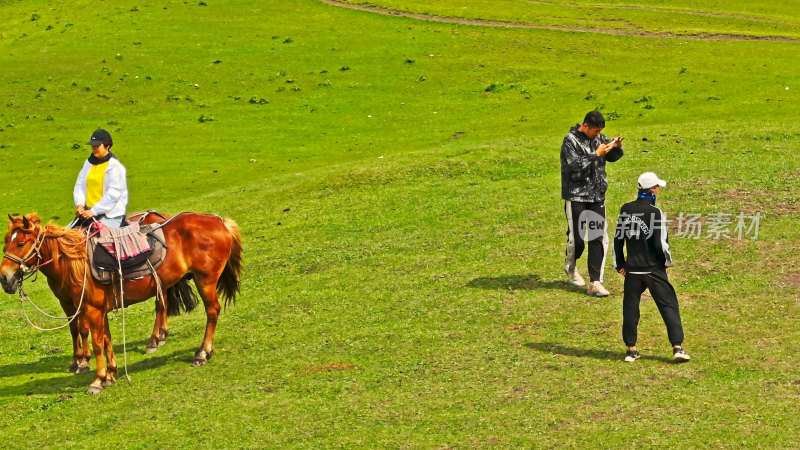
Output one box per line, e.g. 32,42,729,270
18,264,87,331
22,258,54,282
6,225,88,331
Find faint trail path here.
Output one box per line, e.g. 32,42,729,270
317,0,800,42
523,0,799,25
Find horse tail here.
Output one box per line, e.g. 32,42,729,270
218,218,242,307
165,275,199,316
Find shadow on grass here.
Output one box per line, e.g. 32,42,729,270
467,274,581,292
0,355,68,380
0,337,185,380
0,346,194,397
525,341,673,363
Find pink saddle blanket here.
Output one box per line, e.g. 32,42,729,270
97,223,152,260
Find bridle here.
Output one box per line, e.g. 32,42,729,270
2,222,86,333
3,226,50,278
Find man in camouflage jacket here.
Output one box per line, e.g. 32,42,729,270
560,111,624,297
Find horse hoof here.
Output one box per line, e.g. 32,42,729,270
67,362,79,373
157,339,167,348
193,348,211,367
75,365,90,375
192,358,207,367
145,345,159,354
86,385,103,395
102,377,116,387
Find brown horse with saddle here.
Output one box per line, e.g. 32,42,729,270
1,211,242,394
27,211,181,376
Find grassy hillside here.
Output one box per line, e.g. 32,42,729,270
0,0,798,446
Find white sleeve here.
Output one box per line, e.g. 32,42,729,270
658,209,672,267
73,162,90,207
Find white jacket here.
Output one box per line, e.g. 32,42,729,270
73,157,128,218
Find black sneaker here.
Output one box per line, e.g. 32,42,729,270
624,350,641,362
673,347,691,362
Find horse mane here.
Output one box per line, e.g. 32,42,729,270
43,223,88,289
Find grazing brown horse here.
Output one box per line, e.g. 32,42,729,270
1,212,242,394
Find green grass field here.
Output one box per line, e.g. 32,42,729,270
1,0,799,446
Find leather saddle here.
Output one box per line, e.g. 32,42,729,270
88,224,168,285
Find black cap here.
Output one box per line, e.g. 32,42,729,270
87,129,112,146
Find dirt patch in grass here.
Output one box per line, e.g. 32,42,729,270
775,272,800,290
666,188,798,239
505,322,543,336
506,323,528,332
716,188,800,218
754,241,800,278
682,292,721,305
470,438,501,446
305,362,360,374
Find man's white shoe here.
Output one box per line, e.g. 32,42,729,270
673,347,691,362
566,268,586,287
587,281,610,297
624,350,641,362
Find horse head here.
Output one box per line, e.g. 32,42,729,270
1,213,43,294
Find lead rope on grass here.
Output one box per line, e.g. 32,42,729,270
18,262,87,331
111,228,132,383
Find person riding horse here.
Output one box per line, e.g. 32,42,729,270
2,212,242,394
70,129,128,229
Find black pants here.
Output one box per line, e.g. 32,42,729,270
622,269,685,347
564,201,608,282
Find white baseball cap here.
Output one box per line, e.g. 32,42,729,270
637,172,667,189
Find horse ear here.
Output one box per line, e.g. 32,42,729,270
22,213,41,230
7,214,13,222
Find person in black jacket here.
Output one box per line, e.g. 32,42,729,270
613,172,690,363
561,111,624,297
